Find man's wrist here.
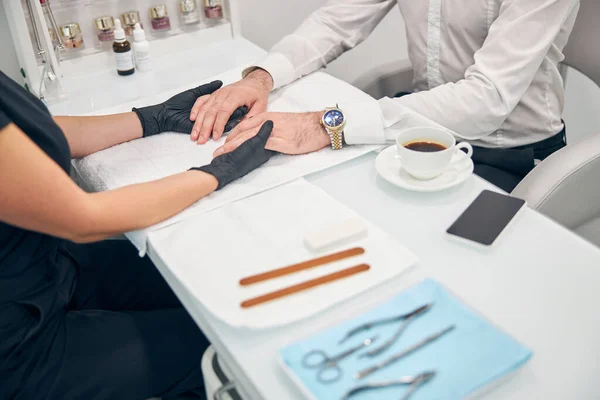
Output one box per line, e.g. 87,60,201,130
309,111,331,149
245,68,274,92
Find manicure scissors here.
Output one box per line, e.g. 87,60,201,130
339,303,432,358
302,336,378,384
342,371,436,400
355,325,455,380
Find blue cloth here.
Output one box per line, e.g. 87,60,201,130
280,279,532,400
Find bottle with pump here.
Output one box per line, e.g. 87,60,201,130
113,19,135,76
133,23,152,72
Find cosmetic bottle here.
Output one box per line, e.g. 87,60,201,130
203,0,223,21
150,5,171,32
60,23,84,49
113,19,135,76
133,23,152,73
179,0,200,26
121,11,142,36
95,16,115,45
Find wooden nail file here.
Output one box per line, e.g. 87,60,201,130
239,247,365,286
240,264,370,309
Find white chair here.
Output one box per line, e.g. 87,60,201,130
512,0,600,247
354,58,414,100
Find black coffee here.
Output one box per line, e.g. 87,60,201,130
404,140,447,152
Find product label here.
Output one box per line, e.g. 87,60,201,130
183,12,200,24
135,49,152,71
115,51,135,72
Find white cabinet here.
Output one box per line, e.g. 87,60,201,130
2,0,243,114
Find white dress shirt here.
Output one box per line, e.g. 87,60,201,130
248,0,580,148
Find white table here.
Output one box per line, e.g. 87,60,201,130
144,152,600,400
59,35,600,400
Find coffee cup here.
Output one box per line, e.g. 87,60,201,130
395,127,473,180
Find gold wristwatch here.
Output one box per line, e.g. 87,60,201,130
320,104,346,150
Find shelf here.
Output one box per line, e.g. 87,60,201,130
56,20,233,78
42,0,231,63
47,36,266,116
57,18,228,59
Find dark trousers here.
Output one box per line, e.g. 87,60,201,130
30,240,208,400
471,128,567,192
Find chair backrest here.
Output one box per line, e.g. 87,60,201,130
513,0,600,247
562,0,600,88
512,132,600,241
355,59,414,100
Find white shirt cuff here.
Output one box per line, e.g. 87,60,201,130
242,53,296,90
338,99,385,145
378,96,457,143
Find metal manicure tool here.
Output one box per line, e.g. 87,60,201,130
338,303,432,357
302,336,378,384
355,325,455,380
342,371,436,400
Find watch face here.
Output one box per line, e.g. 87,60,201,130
323,109,344,128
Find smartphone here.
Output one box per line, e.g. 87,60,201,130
447,190,526,247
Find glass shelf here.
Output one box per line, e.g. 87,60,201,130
32,0,229,63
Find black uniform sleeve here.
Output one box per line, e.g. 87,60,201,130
0,108,11,131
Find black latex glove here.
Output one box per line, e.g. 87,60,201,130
191,121,275,190
133,80,248,137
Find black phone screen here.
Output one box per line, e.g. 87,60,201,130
447,190,526,246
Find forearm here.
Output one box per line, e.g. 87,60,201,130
0,123,218,244
54,112,142,158
254,0,396,89
79,170,218,242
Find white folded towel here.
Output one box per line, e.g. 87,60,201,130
72,69,382,253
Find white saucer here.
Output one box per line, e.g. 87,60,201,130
375,146,474,192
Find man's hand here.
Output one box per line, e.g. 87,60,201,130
133,80,248,137
212,111,331,157
190,69,274,144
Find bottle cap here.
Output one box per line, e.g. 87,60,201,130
180,0,197,12
150,5,169,19
60,23,81,40
114,19,126,41
121,11,141,27
95,16,115,31
133,23,146,42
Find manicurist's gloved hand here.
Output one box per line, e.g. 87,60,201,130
133,80,247,137
191,121,275,190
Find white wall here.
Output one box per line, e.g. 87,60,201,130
0,3,21,83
